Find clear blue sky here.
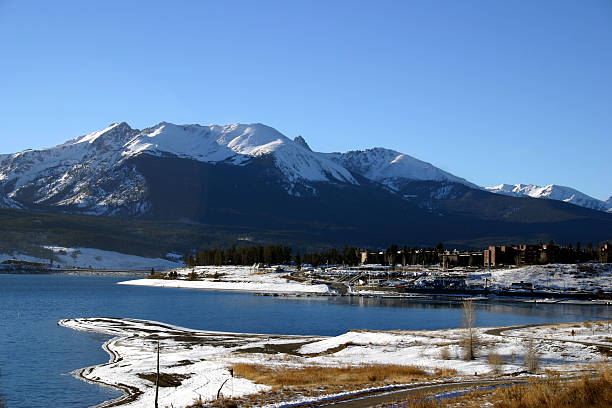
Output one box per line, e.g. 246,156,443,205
1,0,611,200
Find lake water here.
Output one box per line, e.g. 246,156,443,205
1,273,611,408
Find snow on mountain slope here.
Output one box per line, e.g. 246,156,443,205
327,148,477,190
0,122,359,215
124,122,356,185
486,184,612,213
0,122,146,215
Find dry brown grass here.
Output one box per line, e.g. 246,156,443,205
231,363,455,389
389,364,612,408
494,367,612,408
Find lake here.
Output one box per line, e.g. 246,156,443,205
1,273,611,408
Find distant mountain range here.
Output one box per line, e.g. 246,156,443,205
0,121,610,251
485,184,612,213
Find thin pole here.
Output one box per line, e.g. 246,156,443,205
155,340,160,408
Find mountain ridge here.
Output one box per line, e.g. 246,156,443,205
485,183,612,213
0,121,475,215
1,121,611,251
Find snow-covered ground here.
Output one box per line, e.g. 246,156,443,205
120,264,612,296
119,265,331,294
59,318,315,408
60,317,612,408
0,246,182,271
468,263,612,292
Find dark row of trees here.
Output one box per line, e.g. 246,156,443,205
532,241,608,265
297,246,361,267
185,245,292,266
183,240,609,268
184,243,447,267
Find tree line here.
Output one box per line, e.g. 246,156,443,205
183,243,447,267
183,240,609,268
184,245,292,266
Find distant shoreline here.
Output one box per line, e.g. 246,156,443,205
119,276,612,303
0,269,149,275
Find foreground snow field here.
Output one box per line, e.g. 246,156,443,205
59,317,612,408
119,266,332,294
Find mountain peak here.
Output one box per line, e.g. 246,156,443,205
293,135,312,151
329,147,477,189
74,122,134,145
486,183,612,213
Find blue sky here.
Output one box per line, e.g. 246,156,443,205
1,1,611,200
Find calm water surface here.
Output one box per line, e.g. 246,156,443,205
1,273,611,408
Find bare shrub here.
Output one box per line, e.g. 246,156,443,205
487,351,504,374
524,337,540,372
439,346,451,360
461,300,478,360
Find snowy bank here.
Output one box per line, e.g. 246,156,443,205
60,317,612,408
118,265,331,294
469,263,612,292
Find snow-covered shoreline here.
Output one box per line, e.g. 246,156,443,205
118,266,331,295
117,264,612,301
59,317,612,408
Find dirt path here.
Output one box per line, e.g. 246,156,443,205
280,379,527,408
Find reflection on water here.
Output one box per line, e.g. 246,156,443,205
334,295,611,321
0,273,610,408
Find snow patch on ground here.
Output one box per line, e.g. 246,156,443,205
469,263,612,292
119,265,331,294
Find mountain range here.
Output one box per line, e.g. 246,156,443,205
1,121,610,253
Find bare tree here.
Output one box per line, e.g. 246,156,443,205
461,299,478,360
524,337,540,372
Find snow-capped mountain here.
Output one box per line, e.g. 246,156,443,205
124,122,357,186
1,121,610,225
0,121,472,215
2,121,612,249
485,184,612,213
0,122,361,215
328,148,477,191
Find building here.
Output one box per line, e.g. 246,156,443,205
440,250,484,267
515,244,540,265
360,251,386,265
483,246,516,267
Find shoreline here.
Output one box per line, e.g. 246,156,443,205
59,317,612,408
118,277,612,304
